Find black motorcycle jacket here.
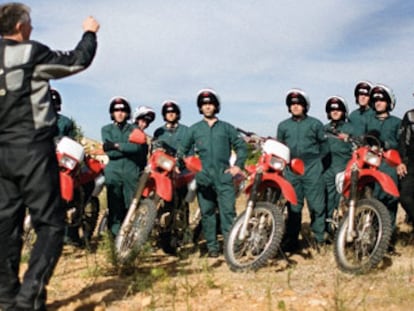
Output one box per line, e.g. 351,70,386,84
399,109,414,163
0,31,97,144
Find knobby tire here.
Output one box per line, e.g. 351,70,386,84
115,198,157,264
224,202,284,272
334,198,392,274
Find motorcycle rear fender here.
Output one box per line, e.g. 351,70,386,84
342,168,399,198
142,171,173,202
60,172,74,201
79,158,104,184
175,171,196,189
85,156,105,174
244,172,298,205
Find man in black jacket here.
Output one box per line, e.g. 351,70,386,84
398,108,414,226
0,3,99,310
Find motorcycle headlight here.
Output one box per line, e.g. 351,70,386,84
60,155,78,170
364,151,381,167
269,156,285,171
156,155,175,171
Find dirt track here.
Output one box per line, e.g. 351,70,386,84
23,200,413,311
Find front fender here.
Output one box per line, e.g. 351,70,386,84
60,172,74,202
245,172,297,205
142,171,173,202
343,169,399,198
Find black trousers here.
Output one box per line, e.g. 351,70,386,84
400,162,414,223
0,140,65,310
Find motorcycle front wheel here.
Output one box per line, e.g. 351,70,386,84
224,201,284,272
115,198,157,265
334,198,392,274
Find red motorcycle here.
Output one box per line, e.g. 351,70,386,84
23,137,105,251
224,129,304,272
114,129,202,264
328,130,401,274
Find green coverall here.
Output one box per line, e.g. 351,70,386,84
323,121,354,233
277,115,328,244
57,113,76,138
180,120,247,253
153,123,189,152
348,107,376,137
366,115,401,230
102,122,148,236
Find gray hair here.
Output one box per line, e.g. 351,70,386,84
0,3,31,36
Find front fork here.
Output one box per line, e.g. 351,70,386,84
118,167,151,237
238,169,263,240
346,166,359,242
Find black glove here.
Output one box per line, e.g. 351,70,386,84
103,141,117,151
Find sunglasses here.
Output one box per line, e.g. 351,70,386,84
113,108,127,112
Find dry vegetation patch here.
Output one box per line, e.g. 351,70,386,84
22,195,414,311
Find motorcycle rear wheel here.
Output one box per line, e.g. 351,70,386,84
22,214,35,258
96,210,108,237
158,202,190,255
224,201,284,272
334,198,392,274
82,197,100,243
115,198,157,264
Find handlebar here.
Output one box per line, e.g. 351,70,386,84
236,127,255,137
325,127,382,150
236,127,274,144
151,139,177,156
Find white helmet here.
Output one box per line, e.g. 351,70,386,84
133,105,156,124
285,88,311,113
325,96,349,120
354,80,373,104
370,84,396,112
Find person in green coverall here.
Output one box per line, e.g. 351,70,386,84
101,97,149,236
277,88,328,252
179,88,247,257
50,88,85,245
133,105,156,131
322,96,354,237
51,88,76,139
349,81,376,136
154,100,188,151
366,84,401,251
153,100,191,253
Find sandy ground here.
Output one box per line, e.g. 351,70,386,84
19,199,414,311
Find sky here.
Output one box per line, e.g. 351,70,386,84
22,0,414,140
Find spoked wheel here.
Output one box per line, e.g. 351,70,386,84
334,198,392,274
224,202,284,272
159,201,190,255
115,198,157,264
97,210,108,237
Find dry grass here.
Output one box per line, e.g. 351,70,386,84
24,191,414,311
